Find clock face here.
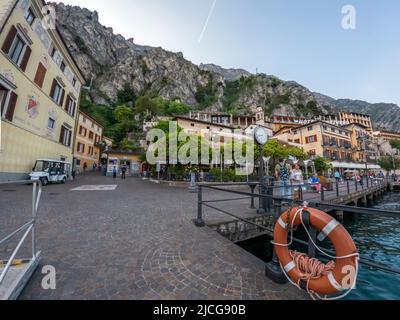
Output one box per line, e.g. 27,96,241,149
254,127,269,145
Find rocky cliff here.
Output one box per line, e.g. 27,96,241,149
53,2,400,131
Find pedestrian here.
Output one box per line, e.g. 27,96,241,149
275,159,291,198
112,166,117,179
83,162,88,174
290,164,303,200
334,170,341,183
93,163,97,172
121,165,127,180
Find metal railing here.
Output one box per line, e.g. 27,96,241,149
0,180,42,288
194,178,400,276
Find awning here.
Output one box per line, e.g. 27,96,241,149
331,161,381,170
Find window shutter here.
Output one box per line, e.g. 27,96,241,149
59,127,64,144
5,92,18,121
64,95,70,112
20,46,32,72
67,130,72,147
34,63,47,88
72,102,76,117
50,79,57,99
59,89,65,106
314,135,318,143
305,137,309,144
1,25,17,54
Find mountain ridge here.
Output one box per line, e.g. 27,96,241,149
53,2,400,131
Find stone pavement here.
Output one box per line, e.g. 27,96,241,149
0,174,306,300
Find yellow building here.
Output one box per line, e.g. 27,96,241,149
276,121,352,161
0,0,85,181
275,120,381,171
343,123,378,163
319,112,373,131
373,130,400,142
74,111,103,172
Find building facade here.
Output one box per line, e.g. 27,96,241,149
74,111,103,172
0,0,85,181
319,112,373,131
343,123,378,163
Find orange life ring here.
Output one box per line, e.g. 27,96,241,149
274,206,358,296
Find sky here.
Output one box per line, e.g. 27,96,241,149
59,0,400,106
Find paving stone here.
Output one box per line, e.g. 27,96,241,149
0,174,307,300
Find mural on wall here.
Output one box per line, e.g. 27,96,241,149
26,94,40,119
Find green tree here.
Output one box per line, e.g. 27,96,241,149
378,156,400,171
164,100,190,115
390,140,400,151
314,156,332,174
117,83,136,105
114,105,134,123
135,95,164,115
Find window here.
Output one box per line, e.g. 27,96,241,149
50,47,56,58
59,126,72,147
48,118,55,129
72,78,76,86
77,142,85,153
306,135,318,144
50,79,64,105
89,131,94,140
2,26,30,71
0,85,9,117
0,84,17,122
9,35,25,65
24,8,36,25
307,126,313,131
60,61,66,72
79,126,87,137
65,96,76,117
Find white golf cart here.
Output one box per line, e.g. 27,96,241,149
29,159,72,186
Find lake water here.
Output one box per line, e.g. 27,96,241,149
238,192,400,300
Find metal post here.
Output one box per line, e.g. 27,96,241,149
249,184,256,209
265,198,288,284
299,185,303,201
347,180,350,194
257,144,266,214
195,186,205,227
32,182,37,259
336,181,340,198
321,185,325,201
355,179,358,192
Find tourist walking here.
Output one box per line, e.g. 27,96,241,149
112,166,117,179
275,159,291,198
